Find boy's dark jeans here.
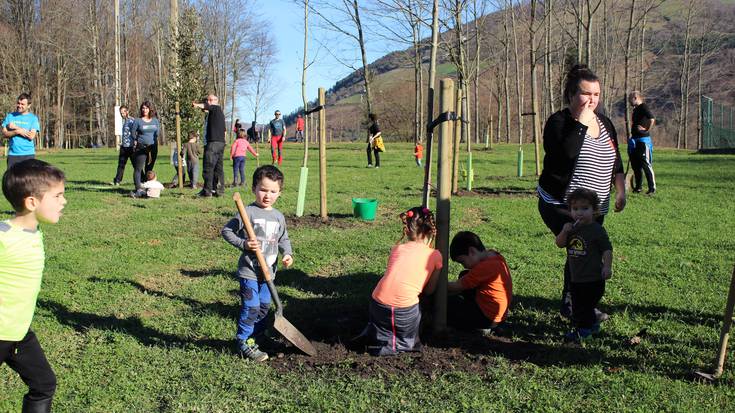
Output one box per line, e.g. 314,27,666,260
570,280,605,329
538,199,605,318
0,330,56,412
447,292,494,330
114,146,135,184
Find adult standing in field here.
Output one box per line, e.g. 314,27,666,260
2,93,39,168
130,101,160,197
628,91,657,195
366,113,382,168
193,94,226,197
247,121,258,143
268,110,286,166
537,65,626,321
295,114,305,143
112,105,136,185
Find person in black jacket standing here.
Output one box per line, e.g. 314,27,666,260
537,65,626,322
628,91,656,194
193,95,226,197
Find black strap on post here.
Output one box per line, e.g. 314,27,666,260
427,111,457,134
304,105,324,115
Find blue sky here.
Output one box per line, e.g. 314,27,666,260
235,0,398,123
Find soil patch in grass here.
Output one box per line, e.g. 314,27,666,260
455,187,537,198
287,213,369,229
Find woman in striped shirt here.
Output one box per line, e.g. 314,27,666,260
537,65,626,321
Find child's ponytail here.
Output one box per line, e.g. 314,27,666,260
398,206,437,245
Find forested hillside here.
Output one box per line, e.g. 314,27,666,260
296,0,734,149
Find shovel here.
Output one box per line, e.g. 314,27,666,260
232,192,317,356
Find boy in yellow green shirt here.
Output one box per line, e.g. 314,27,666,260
0,159,66,412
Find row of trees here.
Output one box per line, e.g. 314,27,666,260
301,0,732,154
0,0,278,150
0,0,731,153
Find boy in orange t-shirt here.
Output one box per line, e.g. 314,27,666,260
414,143,423,167
447,231,513,335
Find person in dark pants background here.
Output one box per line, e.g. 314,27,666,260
193,95,226,197
112,105,136,185
628,91,656,195
130,101,160,198
366,113,381,168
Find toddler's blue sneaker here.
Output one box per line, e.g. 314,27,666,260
238,338,269,362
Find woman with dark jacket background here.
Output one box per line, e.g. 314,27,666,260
537,65,626,321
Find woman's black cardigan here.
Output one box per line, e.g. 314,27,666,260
538,108,624,202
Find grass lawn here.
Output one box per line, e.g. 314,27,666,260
1,142,734,412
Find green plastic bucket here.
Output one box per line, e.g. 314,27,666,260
352,198,378,221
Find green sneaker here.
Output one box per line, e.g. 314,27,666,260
238,338,269,362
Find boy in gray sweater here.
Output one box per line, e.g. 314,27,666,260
221,165,293,361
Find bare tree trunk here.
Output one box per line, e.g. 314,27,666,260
503,6,511,144
302,0,309,165
89,0,106,146
422,0,439,207
677,0,694,149
624,0,636,140
638,13,647,91
473,0,481,145
544,0,555,116
510,1,523,146
530,0,541,175
353,0,373,116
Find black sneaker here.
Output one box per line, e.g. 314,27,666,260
196,190,213,198
238,338,268,362
646,189,656,195
632,187,642,193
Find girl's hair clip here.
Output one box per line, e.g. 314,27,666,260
422,207,430,215
406,210,414,218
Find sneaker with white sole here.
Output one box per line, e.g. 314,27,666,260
238,338,269,362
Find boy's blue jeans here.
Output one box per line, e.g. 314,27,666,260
236,278,272,342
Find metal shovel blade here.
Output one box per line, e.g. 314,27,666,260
274,315,318,356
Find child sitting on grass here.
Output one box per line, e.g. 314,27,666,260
447,231,513,336
221,165,293,362
555,188,612,342
0,159,66,412
361,206,442,356
135,170,164,198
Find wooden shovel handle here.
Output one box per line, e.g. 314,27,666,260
233,192,272,282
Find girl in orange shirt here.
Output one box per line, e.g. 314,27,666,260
362,206,442,356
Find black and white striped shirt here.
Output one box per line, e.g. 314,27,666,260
538,117,616,214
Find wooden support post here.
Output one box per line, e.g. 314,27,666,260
319,87,328,222
452,87,462,194
433,78,454,332
713,265,735,377
175,102,183,189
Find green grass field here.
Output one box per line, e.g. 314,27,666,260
1,142,734,411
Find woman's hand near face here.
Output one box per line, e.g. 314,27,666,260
577,104,596,128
